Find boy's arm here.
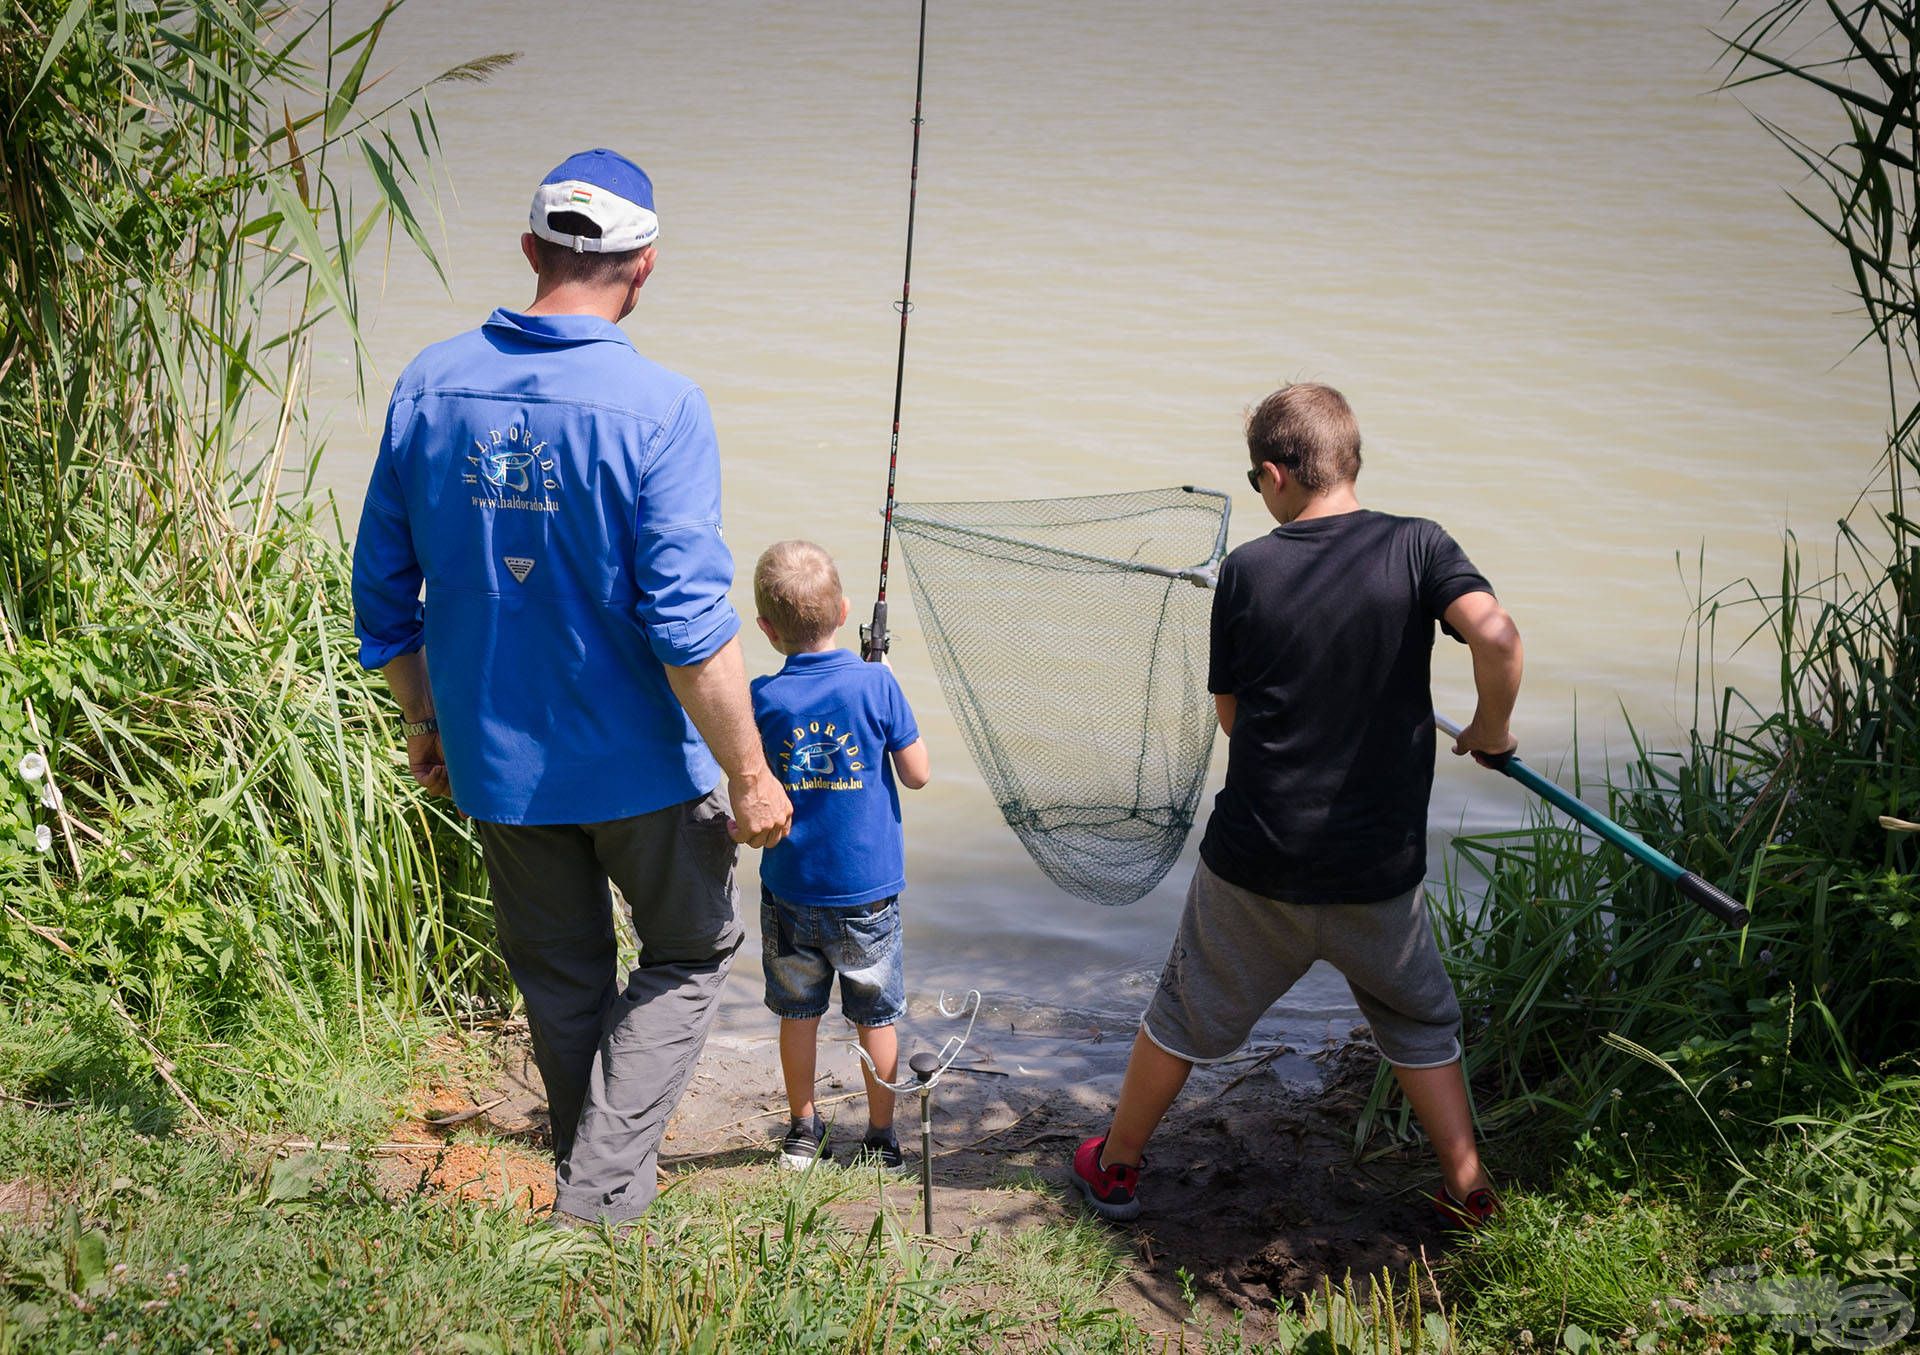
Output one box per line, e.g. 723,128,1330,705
882,670,928,789
890,738,930,790
1441,591,1522,763
1207,555,1241,738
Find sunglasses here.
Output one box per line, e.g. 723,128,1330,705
1246,465,1265,492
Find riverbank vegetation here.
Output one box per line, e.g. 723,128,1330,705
2,0,1915,1352
1415,3,1920,1348
0,0,501,1129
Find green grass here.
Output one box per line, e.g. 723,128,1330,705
0,1099,1158,1355
1446,1087,1920,1352
1450,1182,1703,1345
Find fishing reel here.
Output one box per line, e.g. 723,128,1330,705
860,599,890,663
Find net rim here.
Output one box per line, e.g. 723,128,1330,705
893,485,1231,586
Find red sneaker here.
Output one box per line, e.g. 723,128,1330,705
1073,1135,1144,1221
1432,1185,1499,1229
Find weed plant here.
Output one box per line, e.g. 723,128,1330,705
1394,0,1920,1147
1401,2,1920,1347
0,1,511,1122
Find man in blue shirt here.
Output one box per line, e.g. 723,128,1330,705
352,149,792,1227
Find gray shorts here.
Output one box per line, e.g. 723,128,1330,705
1142,858,1463,1068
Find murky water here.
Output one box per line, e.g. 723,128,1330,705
309,1,1882,1046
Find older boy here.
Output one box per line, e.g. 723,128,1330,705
1072,383,1522,1227
750,541,931,1169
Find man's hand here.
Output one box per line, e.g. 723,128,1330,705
664,637,795,849
1450,719,1517,769
378,652,451,797
407,729,452,797
727,764,793,849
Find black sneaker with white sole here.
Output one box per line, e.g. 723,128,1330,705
852,1127,908,1172
779,1114,832,1170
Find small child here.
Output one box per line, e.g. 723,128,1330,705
750,540,930,1169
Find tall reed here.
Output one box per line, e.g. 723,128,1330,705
0,1,513,1117
1370,0,1920,1285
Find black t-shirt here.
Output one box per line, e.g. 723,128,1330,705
1198,510,1492,905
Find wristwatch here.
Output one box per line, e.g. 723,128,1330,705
400,715,440,738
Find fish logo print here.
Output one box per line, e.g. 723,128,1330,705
791,742,837,775
465,425,559,495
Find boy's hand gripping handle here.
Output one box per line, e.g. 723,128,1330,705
1433,712,1749,928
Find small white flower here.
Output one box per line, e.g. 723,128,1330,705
34,824,52,853
18,751,47,782
40,781,61,810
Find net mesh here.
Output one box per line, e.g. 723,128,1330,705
893,487,1230,905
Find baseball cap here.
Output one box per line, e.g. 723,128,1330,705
529,149,659,253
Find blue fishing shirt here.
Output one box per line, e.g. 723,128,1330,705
351,309,740,826
752,650,920,907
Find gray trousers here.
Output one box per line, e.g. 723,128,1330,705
477,786,741,1224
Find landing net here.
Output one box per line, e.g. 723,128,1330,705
893,487,1231,905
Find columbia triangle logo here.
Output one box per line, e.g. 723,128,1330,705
504,555,536,584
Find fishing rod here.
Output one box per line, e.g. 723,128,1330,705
1434,713,1750,927
861,0,930,665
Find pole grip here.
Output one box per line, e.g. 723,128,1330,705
862,599,890,663
1676,872,1750,927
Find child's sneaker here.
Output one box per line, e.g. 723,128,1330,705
779,1115,832,1170
852,1126,909,1172
1072,1135,1143,1221
1432,1185,1499,1229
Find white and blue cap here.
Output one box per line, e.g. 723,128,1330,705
529,148,659,253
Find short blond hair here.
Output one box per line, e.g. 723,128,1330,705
754,540,843,648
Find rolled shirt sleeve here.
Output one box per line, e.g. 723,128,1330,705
633,386,741,665
351,392,426,670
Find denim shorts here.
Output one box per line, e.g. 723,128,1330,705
761,891,906,1027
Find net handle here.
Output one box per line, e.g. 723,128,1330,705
893,486,1232,589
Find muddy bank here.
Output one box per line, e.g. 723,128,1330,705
383,987,1457,1337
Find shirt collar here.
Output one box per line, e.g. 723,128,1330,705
482,308,635,349
780,647,861,673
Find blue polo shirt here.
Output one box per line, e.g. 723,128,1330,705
751,650,920,908
351,309,740,826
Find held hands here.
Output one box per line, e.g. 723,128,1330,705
1450,719,1517,769
728,764,794,850
406,730,452,798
